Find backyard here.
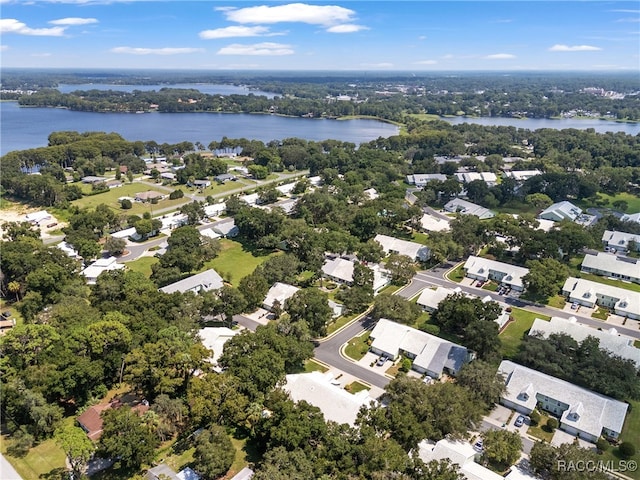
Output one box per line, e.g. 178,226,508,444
344,331,371,361
202,239,278,286
500,308,550,359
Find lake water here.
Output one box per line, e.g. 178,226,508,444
0,102,399,156
57,83,278,98
2,100,639,157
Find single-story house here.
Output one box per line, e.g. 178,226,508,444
135,191,165,202
417,439,504,480
283,372,374,427
81,176,108,184
214,173,236,184
160,269,224,295
530,316,640,368
276,182,297,196
56,241,81,259
24,210,52,225
160,172,176,181
601,230,640,253
374,234,431,262
263,198,298,215
503,170,541,182
455,171,498,186
263,282,300,311
81,257,125,284
321,257,355,285
106,180,123,188
419,213,450,232
204,202,226,218
370,319,473,378
498,360,628,442
416,286,462,312
200,228,221,240
239,193,260,206
78,400,149,441
620,212,640,224
160,214,188,231
198,327,239,365
581,252,640,284
538,201,582,222
212,219,239,238
147,465,200,480
328,300,345,318
111,227,138,240
444,198,495,220
406,174,447,187
307,175,323,186
362,188,379,200
463,256,529,291
230,468,254,480
191,179,211,189
562,277,640,320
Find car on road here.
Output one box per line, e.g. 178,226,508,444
571,302,579,310
473,439,483,452
515,415,526,427
476,281,484,287
376,355,388,367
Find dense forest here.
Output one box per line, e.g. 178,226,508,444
3,69,640,120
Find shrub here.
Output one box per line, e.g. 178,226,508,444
619,442,636,459
420,323,440,336
120,199,132,209
596,437,609,453
169,189,184,200
400,357,412,373
546,417,558,430
529,410,541,426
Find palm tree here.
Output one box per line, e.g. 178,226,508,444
8,281,21,301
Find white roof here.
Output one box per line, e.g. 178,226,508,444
503,170,541,181
463,256,529,289
204,203,226,217
419,213,450,232
283,372,373,426
56,241,79,258
621,212,640,224
530,317,640,368
455,172,498,184
275,182,297,196
322,257,355,283
111,227,137,239
363,188,379,200
582,252,639,281
263,282,300,309
409,173,447,185
24,210,51,223
239,193,259,205
370,319,469,376
81,257,124,283
416,286,461,310
562,277,640,318
160,214,188,230
499,360,628,439
535,218,557,232
505,466,539,480
417,439,503,480
213,219,238,236
159,269,223,294
307,175,322,186
200,228,221,240
230,468,254,480
444,198,495,219
602,230,640,251
539,201,582,222
374,234,430,261
198,327,238,365
370,263,392,292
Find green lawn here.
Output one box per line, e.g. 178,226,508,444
197,179,253,197
202,239,278,286
482,281,499,292
412,232,429,245
587,192,640,214
448,264,466,283
326,312,360,336
547,294,567,309
527,412,555,443
500,308,550,359
125,256,159,277
304,359,329,373
378,284,402,295
345,381,370,394
599,399,640,480
344,331,371,361
578,272,640,293
591,307,610,321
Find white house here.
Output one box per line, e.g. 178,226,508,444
191,179,211,189
160,214,188,231
212,219,239,238
562,277,640,320
406,174,447,187
263,282,300,311
417,439,504,480
159,269,224,295
444,198,495,219
24,210,52,225
601,230,640,253
200,228,221,240
369,319,472,378
81,257,125,284
275,182,297,196
538,201,582,222
283,371,374,427
56,241,80,259
530,316,640,368
204,202,226,219
620,212,640,224
419,213,451,232
321,256,391,292
498,360,628,442
416,286,462,312
455,171,498,186
239,193,260,206
581,252,640,284
362,187,379,201
503,170,541,182
463,256,530,291
198,327,239,365
374,234,431,262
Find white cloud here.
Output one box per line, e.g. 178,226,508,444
616,17,640,22
414,59,437,65
360,62,393,68
325,24,368,33
223,3,355,26
217,42,294,56
111,47,204,55
0,19,66,36
484,53,516,59
199,25,277,39
549,44,602,51
49,17,98,26
31,53,52,57
418,35,426,40
0,45,8,51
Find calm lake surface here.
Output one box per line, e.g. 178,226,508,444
2,99,639,157
57,83,278,98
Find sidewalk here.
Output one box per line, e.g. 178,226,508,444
1,454,22,480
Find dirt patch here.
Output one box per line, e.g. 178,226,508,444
0,207,67,241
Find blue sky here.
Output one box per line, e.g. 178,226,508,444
1,1,638,71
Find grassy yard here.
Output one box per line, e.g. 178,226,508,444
448,263,466,283
344,331,371,361
125,256,159,277
412,232,429,245
1,418,71,480
547,294,567,309
345,381,370,394
589,192,640,213
591,307,610,321
578,272,640,293
526,412,555,443
202,239,278,286
500,308,550,359
326,312,360,336
482,281,499,292
197,179,253,198
303,359,329,373
599,399,640,480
